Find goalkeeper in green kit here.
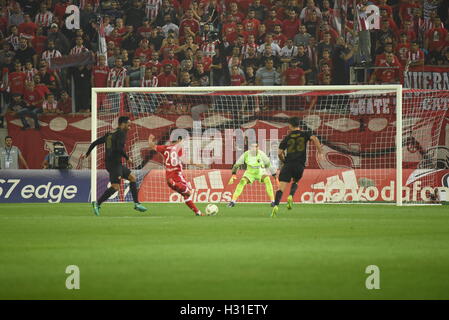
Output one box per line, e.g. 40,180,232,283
227,143,277,207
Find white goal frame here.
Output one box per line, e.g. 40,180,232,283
91,85,403,206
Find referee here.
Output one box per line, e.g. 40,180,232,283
81,116,147,216
272,117,323,217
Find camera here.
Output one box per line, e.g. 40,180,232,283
50,142,70,169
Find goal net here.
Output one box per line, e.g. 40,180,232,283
91,86,449,206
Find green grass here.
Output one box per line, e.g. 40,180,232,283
0,203,448,299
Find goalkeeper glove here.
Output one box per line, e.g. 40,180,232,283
228,175,237,185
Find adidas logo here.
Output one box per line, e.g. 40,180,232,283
169,170,232,203
304,170,393,203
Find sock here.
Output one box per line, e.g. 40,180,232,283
130,181,139,203
232,179,248,201
289,183,298,197
184,196,199,214
263,176,274,201
98,187,117,205
274,190,283,206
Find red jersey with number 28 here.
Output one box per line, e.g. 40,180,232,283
156,144,183,176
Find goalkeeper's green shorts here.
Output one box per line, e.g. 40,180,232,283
243,169,267,184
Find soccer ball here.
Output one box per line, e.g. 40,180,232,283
205,204,219,216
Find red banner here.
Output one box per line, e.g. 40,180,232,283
404,66,449,90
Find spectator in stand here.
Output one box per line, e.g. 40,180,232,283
258,33,281,57
332,37,355,85
259,45,281,70
160,35,179,59
243,10,261,39
396,33,411,67
8,3,24,27
379,8,399,36
318,49,333,72
107,58,127,87
161,14,180,38
255,58,281,85
69,36,89,55
34,3,54,29
282,9,301,40
356,0,374,64
179,71,192,86
282,59,306,85
8,61,26,96
249,0,267,22
296,44,313,80
245,66,256,85
7,93,27,125
57,90,72,114
0,43,14,65
272,25,291,48
406,40,425,70
265,8,283,33
317,32,334,59
426,16,449,64
157,63,177,87
38,62,60,95
47,23,70,54
24,61,38,82
210,47,227,85
141,67,159,87
242,46,260,70
106,28,123,49
230,65,246,86
18,14,38,38
161,49,180,73
375,43,401,66
71,65,91,112
303,10,320,39
179,9,200,42
148,28,165,52
42,93,61,114
294,24,312,47
135,39,153,63
300,0,322,23
318,62,332,84
31,26,47,57
370,52,401,84
280,39,299,69
33,74,50,100
192,63,210,86
91,55,110,88
318,21,339,45
121,25,141,53
22,80,43,129
14,37,37,66
124,0,146,29
41,40,62,66
146,51,163,74
125,57,145,87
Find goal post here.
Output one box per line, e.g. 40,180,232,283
90,85,449,206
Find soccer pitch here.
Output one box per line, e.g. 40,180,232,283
0,203,448,300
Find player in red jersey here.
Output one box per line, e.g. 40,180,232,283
148,134,203,216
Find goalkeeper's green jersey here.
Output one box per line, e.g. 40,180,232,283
231,150,276,175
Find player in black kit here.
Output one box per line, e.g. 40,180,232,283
272,117,323,217
81,116,147,216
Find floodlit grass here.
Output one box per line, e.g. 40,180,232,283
0,203,448,299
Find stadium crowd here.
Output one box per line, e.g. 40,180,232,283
0,0,448,122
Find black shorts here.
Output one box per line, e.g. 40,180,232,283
106,164,131,184
279,163,305,183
